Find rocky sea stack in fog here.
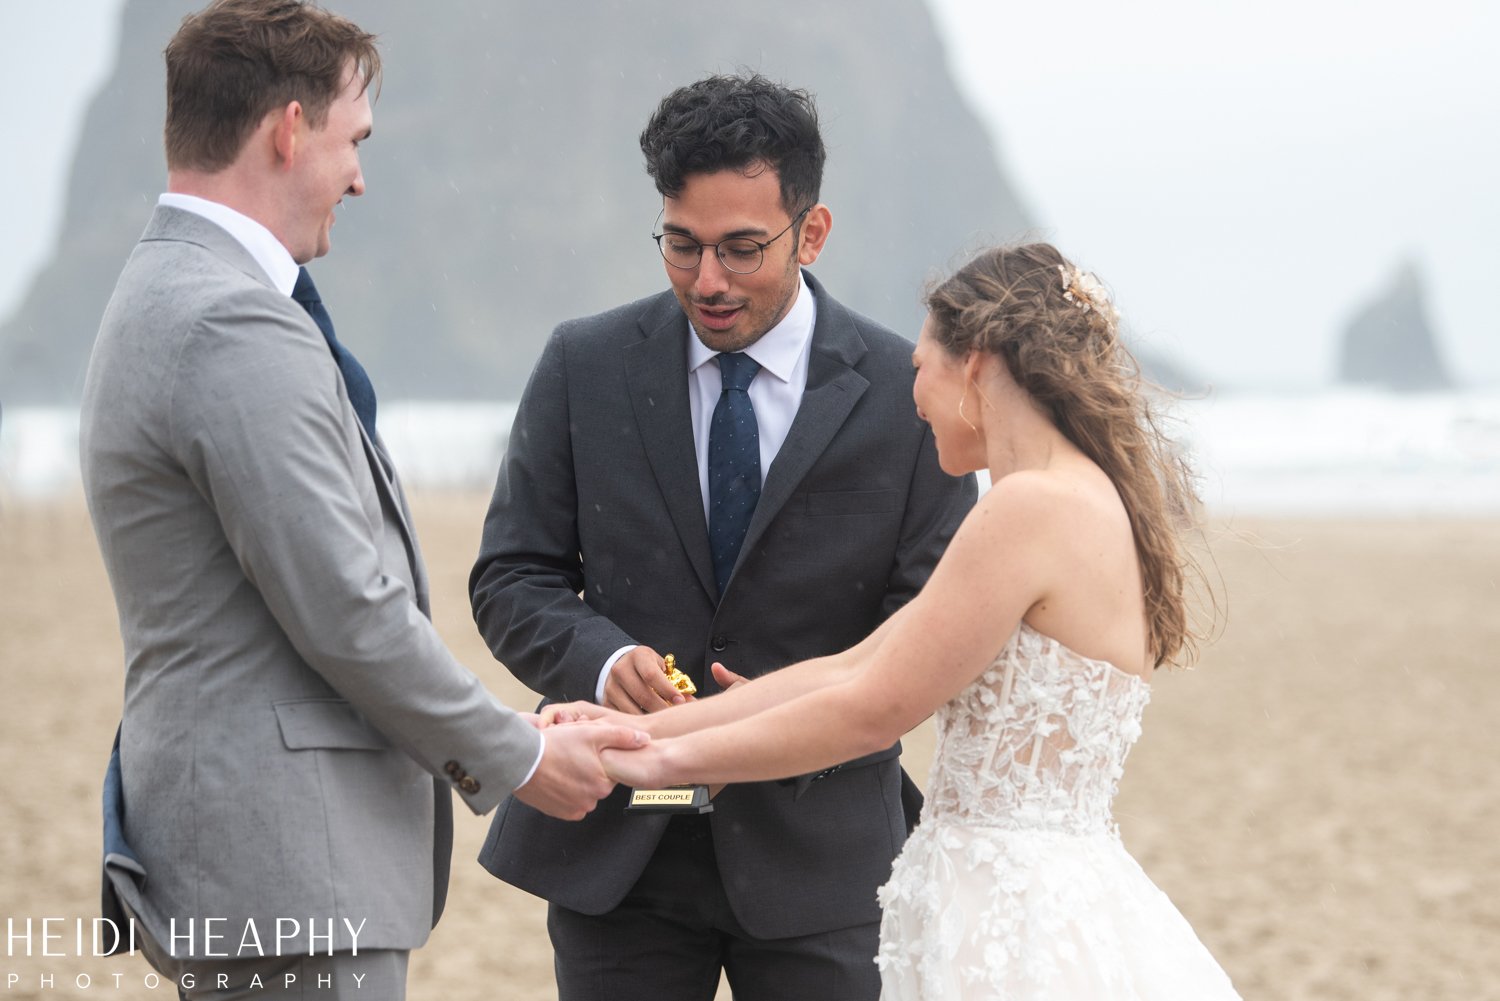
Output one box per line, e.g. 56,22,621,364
1,0,1041,404
1337,261,1452,391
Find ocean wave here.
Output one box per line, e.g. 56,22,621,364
4,392,1497,514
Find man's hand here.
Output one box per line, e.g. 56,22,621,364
514,722,649,821
603,646,691,715
710,661,750,691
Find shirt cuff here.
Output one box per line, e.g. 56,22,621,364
596,644,638,703
517,729,545,789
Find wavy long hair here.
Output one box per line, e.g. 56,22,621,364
925,243,1201,667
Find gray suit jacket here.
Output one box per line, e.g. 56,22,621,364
470,274,976,939
81,206,542,958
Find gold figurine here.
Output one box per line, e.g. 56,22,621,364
662,653,696,696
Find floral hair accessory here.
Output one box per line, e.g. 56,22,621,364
1058,264,1119,324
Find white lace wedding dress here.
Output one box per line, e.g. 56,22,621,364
876,623,1242,999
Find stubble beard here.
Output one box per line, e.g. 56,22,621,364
685,251,802,355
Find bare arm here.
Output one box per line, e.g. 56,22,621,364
513,721,650,820
548,614,901,737
627,402,975,755
601,480,1064,788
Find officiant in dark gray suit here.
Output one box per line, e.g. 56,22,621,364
80,3,646,998
470,74,976,1001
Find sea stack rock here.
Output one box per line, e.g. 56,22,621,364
0,0,1041,404
1337,261,1452,391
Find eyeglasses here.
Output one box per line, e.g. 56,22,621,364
652,206,811,275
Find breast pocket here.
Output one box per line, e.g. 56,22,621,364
805,489,900,517
765,489,903,580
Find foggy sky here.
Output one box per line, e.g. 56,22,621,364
4,0,1496,389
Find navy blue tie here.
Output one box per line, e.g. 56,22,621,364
292,267,377,441
708,352,761,597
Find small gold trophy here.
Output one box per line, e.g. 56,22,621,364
625,653,714,814
661,654,696,697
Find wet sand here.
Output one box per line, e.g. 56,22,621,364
1,494,1495,999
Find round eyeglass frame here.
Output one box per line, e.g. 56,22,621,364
651,206,811,275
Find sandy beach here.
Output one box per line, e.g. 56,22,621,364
1,493,1495,999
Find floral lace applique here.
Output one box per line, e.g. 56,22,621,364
876,624,1241,1000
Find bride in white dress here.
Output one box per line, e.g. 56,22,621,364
566,243,1241,999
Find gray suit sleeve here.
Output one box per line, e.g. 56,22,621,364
469,328,636,703
882,423,978,617
170,290,540,813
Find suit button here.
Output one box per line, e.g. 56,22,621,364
444,760,462,777
459,776,481,795
711,636,728,652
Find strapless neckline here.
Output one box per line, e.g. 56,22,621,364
1013,620,1148,687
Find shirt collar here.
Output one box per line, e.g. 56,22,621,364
687,271,816,383
158,193,301,297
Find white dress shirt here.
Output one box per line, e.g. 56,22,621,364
596,274,818,701
158,193,300,296
160,192,548,787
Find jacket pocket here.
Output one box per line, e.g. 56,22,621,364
806,489,899,517
273,698,391,751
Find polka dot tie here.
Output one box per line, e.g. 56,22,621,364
708,352,761,598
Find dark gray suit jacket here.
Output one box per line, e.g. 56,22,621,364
470,272,975,938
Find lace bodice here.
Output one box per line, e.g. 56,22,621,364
921,622,1150,835
876,624,1242,999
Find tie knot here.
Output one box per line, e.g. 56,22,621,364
717,352,760,392
291,266,321,306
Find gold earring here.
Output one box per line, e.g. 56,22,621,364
958,384,978,433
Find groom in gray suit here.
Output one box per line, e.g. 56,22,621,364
470,75,976,1000
80,2,644,998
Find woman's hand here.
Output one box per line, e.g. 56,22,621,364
540,701,635,728
600,742,671,789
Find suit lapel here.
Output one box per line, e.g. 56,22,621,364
738,277,870,567
146,207,433,611
625,303,718,600
364,429,430,611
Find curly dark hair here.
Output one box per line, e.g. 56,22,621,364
925,243,1202,668
639,73,825,216
165,0,381,172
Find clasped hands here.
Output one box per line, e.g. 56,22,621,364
533,649,747,794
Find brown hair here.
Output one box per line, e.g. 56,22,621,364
164,0,380,172
925,243,1201,667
